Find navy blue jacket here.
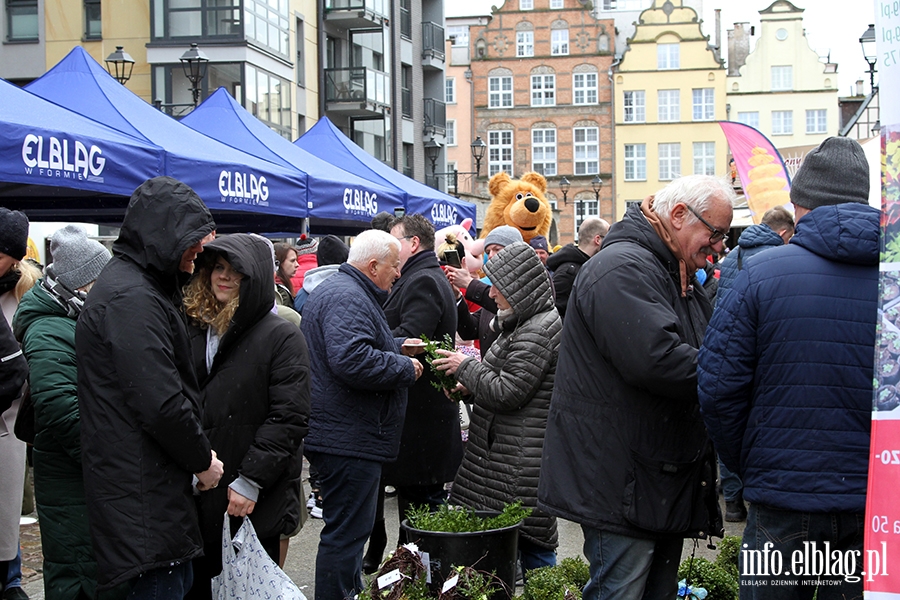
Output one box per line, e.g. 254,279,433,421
698,203,878,513
716,223,783,305
302,263,417,462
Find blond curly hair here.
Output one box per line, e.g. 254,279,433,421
183,261,240,336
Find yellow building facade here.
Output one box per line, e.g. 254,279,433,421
613,0,727,219
726,1,839,152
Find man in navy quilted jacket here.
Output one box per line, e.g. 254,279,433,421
698,137,878,600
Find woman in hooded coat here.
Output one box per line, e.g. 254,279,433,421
434,241,562,574
182,234,310,599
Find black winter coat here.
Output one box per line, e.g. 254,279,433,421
546,244,589,320
537,203,722,541
451,243,561,549
382,251,462,486
187,235,310,558
76,177,216,589
456,279,501,358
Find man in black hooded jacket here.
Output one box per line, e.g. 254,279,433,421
76,177,224,598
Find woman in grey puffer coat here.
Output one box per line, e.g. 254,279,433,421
434,241,561,572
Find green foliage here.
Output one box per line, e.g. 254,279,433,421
421,334,464,402
406,501,531,533
714,536,741,581
440,566,501,600
883,232,900,263
521,558,590,600
677,557,738,600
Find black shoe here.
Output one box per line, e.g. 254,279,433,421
725,499,747,522
2,587,29,600
362,519,387,574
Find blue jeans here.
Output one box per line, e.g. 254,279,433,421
127,562,193,600
581,526,682,600
308,451,382,600
519,537,556,572
740,504,863,600
1,546,23,591
719,458,743,503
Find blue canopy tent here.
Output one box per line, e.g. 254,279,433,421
295,117,477,232
26,47,307,232
0,78,165,223
181,88,404,235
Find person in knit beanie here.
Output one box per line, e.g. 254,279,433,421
0,208,29,264
49,225,110,292
528,234,550,265
290,234,319,292
790,136,869,212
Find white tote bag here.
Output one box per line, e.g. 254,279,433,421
211,516,307,600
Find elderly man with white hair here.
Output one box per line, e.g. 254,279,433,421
538,175,735,600
301,229,423,600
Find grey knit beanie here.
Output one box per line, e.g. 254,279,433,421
483,225,523,251
0,208,29,260
50,225,110,290
790,137,869,210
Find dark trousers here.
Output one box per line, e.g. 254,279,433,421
740,503,864,600
308,451,382,600
128,562,193,600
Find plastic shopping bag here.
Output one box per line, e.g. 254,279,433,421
212,516,307,600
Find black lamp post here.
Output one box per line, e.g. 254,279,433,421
424,138,442,176
559,176,570,205
180,43,210,106
591,176,603,202
471,136,486,176
860,24,877,91
104,46,135,85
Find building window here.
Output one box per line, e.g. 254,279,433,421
601,0,645,8
151,0,244,43
658,89,679,122
532,128,557,176
489,76,513,108
245,64,293,138
447,25,469,46
693,142,716,176
623,90,645,122
657,43,679,69
447,120,457,146
296,18,305,87
771,65,793,91
737,111,759,129
517,31,534,57
692,88,714,121
84,0,101,39
401,66,412,118
551,29,569,55
520,0,533,9
352,118,390,162
7,0,38,41
772,110,793,135
806,109,827,134
445,77,456,104
531,74,555,107
573,72,598,105
154,62,242,118
574,127,599,175
550,0,563,7
624,144,646,181
575,200,599,235
488,130,513,177
658,143,681,181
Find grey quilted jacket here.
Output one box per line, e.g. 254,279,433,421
449,242,562,549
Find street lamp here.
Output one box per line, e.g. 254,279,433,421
471,136,486,176
860,24,877,90
591,176,603,201
559,176,570,205
180,43,209,106
104,46,135,85
424,138,442,175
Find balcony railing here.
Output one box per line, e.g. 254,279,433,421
422,22,445,60
324,67,391,106
325,0,390,17
424,97,446,131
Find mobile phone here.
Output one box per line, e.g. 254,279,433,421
393,207,406,218
444,249,462,268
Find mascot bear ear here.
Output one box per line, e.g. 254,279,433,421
520,171,547,194
489,171,511,198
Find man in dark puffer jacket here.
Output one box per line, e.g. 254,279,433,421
547,217,609,320
698,137,877,599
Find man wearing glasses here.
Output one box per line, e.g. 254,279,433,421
538,174,735,600
698,137,876,599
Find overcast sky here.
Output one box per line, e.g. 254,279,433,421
446,0,877,95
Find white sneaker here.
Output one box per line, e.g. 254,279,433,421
310,503,323,519
306,492,317,511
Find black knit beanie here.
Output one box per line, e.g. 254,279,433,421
790,137,869,210
0,208,29,260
